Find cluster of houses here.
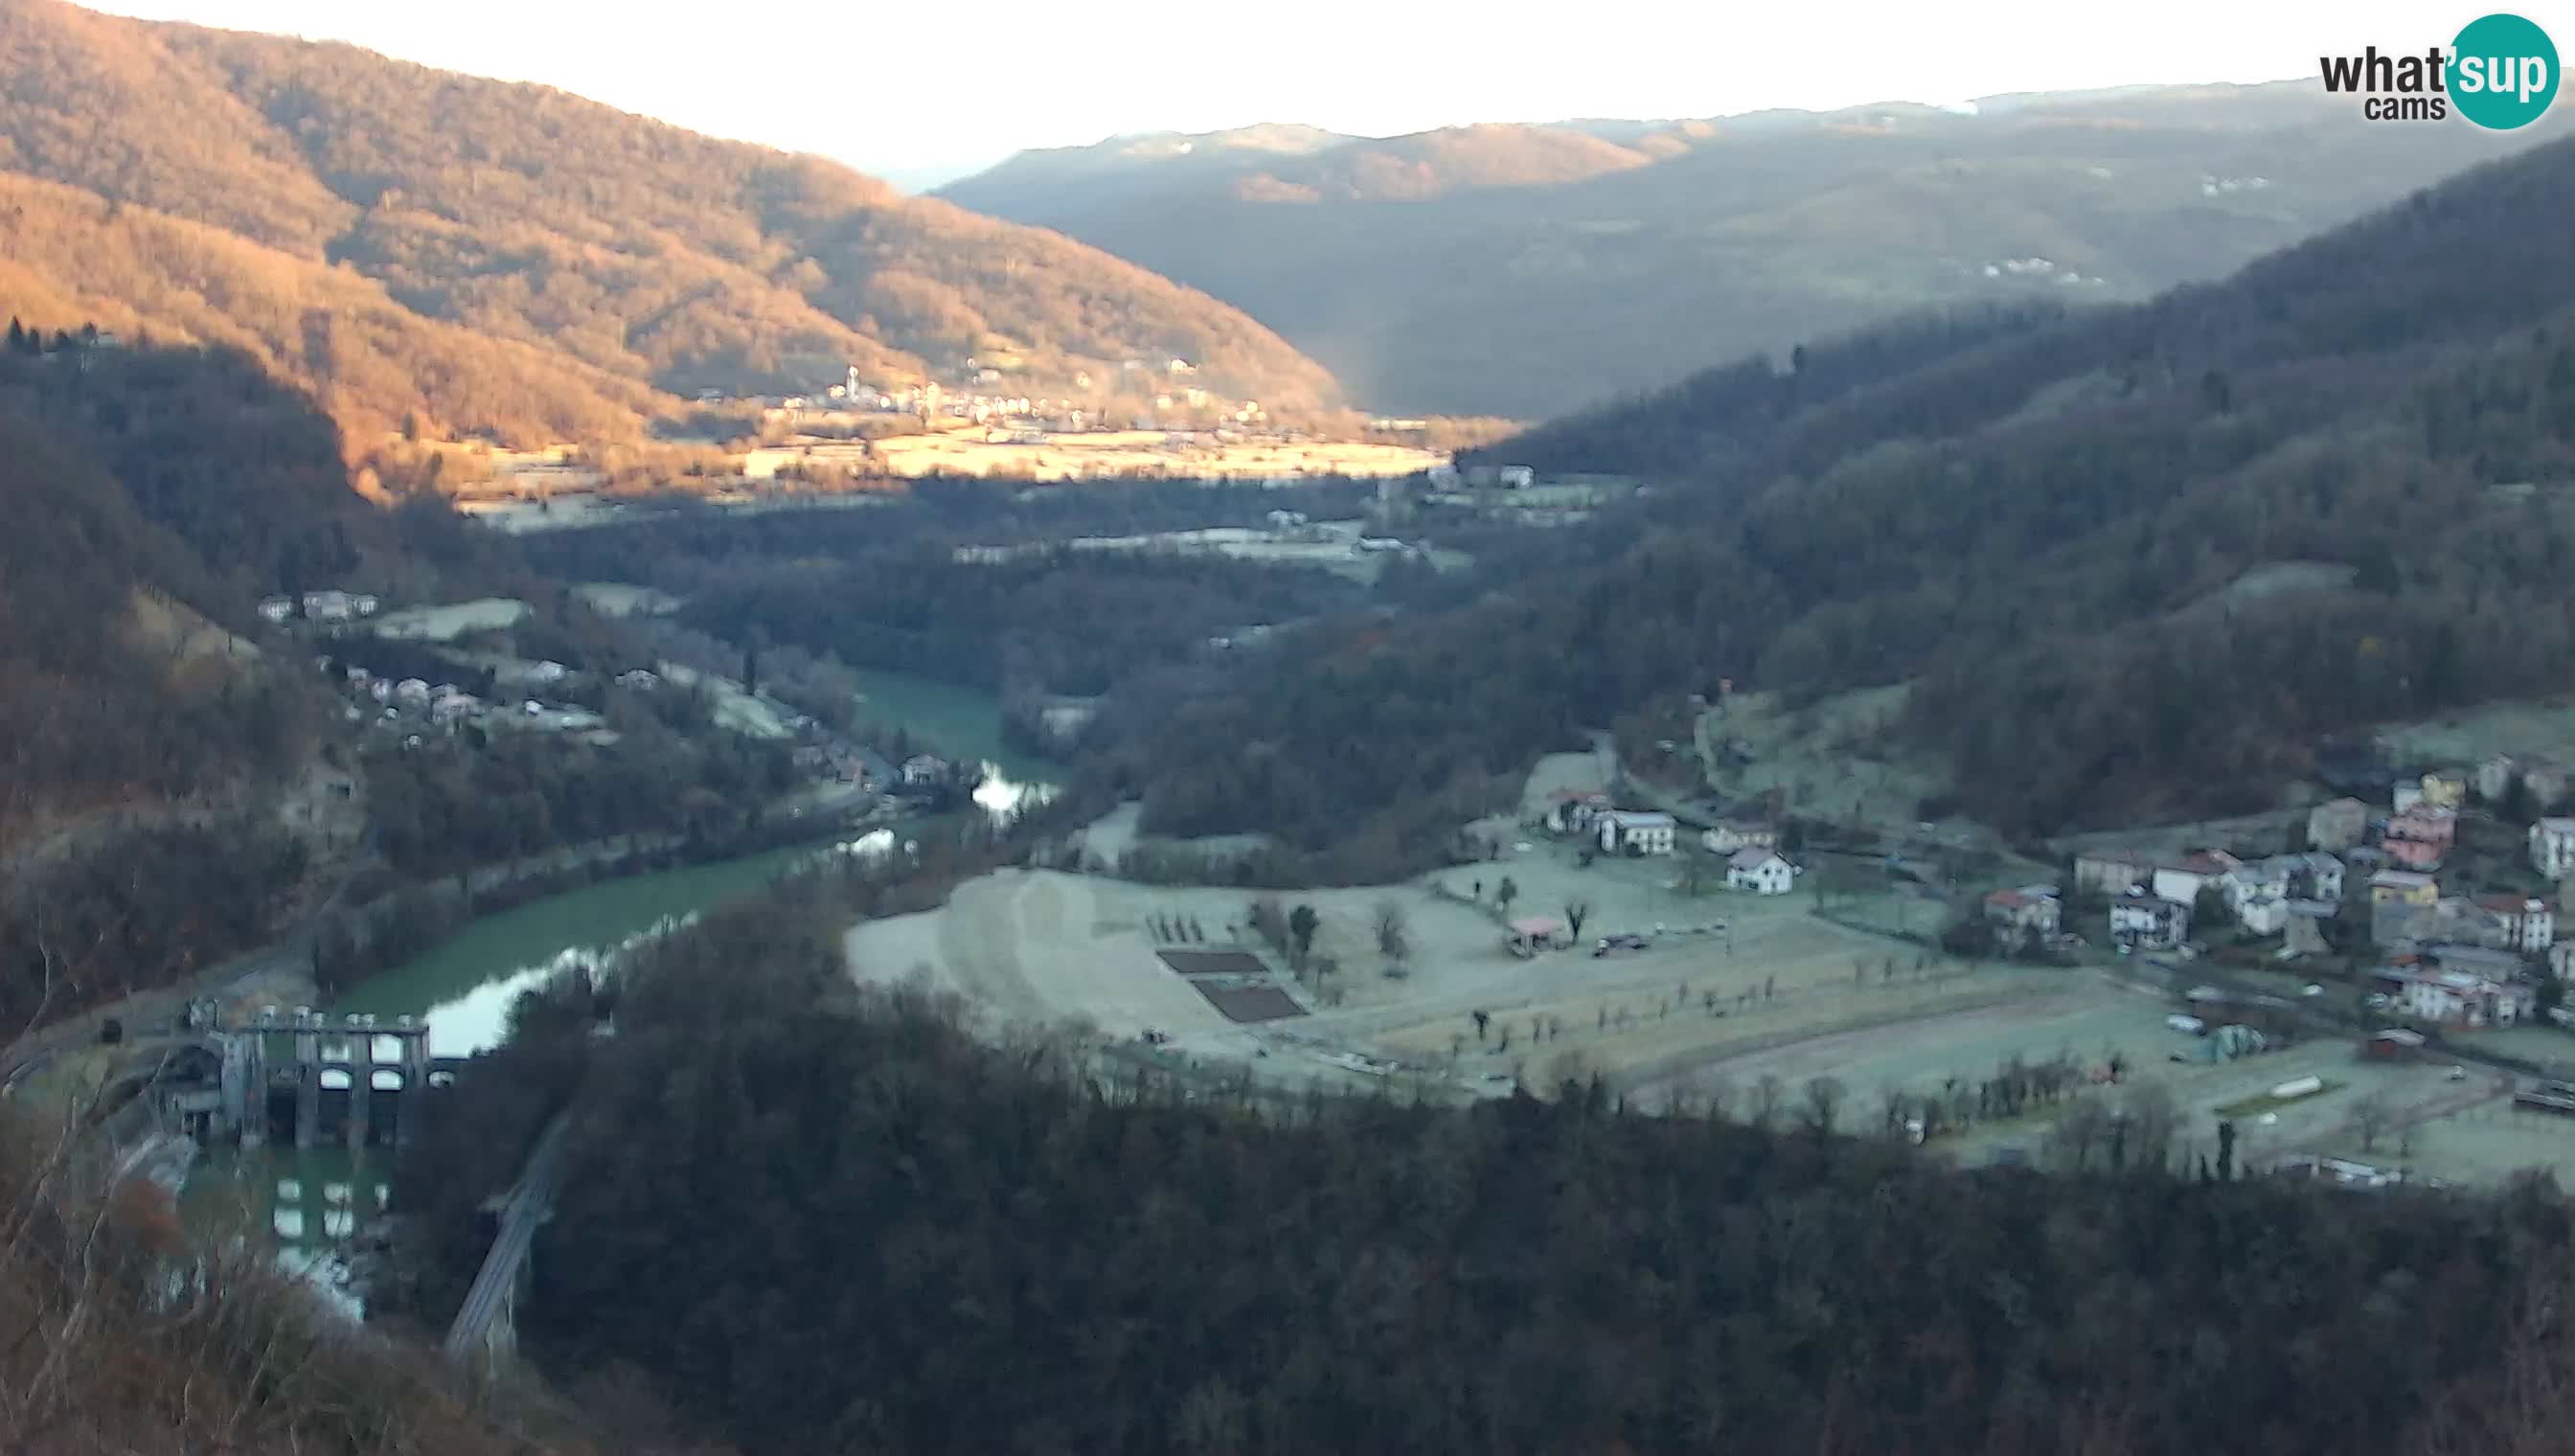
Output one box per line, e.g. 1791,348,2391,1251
322,658,605,744
261,589,380,626
2040,758,2575,1030
790,745,954,796
333,667,484,735
1538,792,1802,895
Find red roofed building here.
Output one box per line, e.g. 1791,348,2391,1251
1983,887,2062,939
2387,806,2458,848
2384,836,2447,872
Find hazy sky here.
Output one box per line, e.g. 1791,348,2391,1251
87,0,2492,188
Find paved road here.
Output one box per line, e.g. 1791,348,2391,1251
444,1111,573,1362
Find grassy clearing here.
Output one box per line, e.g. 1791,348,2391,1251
368,598,530,642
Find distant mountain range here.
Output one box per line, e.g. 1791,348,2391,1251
941,87,2542,418
0,1,1339,446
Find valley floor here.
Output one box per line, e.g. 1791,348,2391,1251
843,743,2575,1188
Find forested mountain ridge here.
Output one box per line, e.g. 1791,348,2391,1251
0,337,401,837
939,85,2537,417
1098,132,2575,876
945,120,1663,213
0,0,1338,445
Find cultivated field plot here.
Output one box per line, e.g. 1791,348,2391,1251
1193,982,1308,1024
844,871,1300,1056
1157,949,1266,977
1629,978,2164,1108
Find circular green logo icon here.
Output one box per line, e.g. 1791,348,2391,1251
2450,12,2559,129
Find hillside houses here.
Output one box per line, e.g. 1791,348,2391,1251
2370,868,2439,909
1983,887,2062,944
2386,962,2535,1029
259,587,381,626
2220,860,2290,935
2110,893,2189,952
2383,806,2457,871
2473,894,2557,953
2533,818,2575,878
1538,793,1675,855
1598,810,1676,856
1542,791,1611,835
2153,851,2241,907
1726,849,1798,895
1699,820,1778,855
2072,849,2159,897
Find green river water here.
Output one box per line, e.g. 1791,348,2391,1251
187,669,1061,1290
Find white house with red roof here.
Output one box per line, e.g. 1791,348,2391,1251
1983,887,2062,942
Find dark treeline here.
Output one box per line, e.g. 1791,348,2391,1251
1474,301,2070,479
0,341,409,603
516,475,1376,595
519,476,1379,712
397,882,2575,1456
1102,136,2575,864
684,544,1358,698
361,715,798,879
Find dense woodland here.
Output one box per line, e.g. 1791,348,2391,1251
1101,135,2575,869
517,476,1379,589
0,336,397,843
0,0,1336,445
384,877,2575,1456
520,475,1381,715
682,547,1360,699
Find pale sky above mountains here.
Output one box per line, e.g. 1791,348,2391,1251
90,0,2481,188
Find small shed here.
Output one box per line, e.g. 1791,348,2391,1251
1506,916,1569,956
2364,1028,2428,1061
